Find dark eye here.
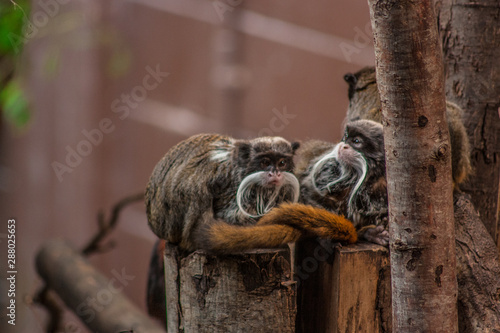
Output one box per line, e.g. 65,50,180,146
278,159,287,168
350,137,363,147
260,158,271,168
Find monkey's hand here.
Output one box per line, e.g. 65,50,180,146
360,225,389,247
257,203,357,244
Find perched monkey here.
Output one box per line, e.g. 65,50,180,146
146,133,357,254
344,66,472,187
296,120,389,246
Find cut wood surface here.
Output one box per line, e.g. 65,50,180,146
164,243,296,333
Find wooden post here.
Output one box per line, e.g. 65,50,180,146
296,241,391,333
35,240,165,333
163,243,296,333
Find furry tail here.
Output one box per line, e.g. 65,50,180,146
146,240,166,326
199,203,357,254
203,223,302,254
258,203,358,244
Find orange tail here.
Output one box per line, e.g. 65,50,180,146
205,223,302,254
257,203,358,244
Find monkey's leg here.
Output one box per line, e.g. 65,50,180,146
358,225,389,246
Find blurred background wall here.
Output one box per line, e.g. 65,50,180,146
1,0,374,331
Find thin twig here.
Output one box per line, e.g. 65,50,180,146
9,0,28,18
82,192,144,255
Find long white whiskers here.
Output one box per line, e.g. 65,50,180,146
237,171,299,218
347,155,368,211
311,143,368,214
311,144,340,194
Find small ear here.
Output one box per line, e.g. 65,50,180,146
291,141,300,153
344,73,357,87
235,141,252,166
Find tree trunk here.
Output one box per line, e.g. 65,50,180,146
163,243,296,333
368,1,459,332
453,193,500,332
437,0,500,246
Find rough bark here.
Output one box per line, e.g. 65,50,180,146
163,243,296,333
436,0,500,246
454,193,500,333
294,193,500,333
35,239,165,333
296,240,391,333
368,1,459,332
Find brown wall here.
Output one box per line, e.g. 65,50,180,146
1,0,374,331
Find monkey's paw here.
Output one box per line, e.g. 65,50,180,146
363,225,389,247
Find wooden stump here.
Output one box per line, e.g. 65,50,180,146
295,240,391,333
164,243,296,333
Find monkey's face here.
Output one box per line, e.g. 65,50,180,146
311,120,384,214
341,120,385,175
235,137,300,218
246,153,294,187
311,141,367,211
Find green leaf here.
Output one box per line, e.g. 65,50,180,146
0,79,30,128
0,0,31,55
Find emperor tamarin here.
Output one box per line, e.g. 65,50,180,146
296,120,389,246
146,134,357,253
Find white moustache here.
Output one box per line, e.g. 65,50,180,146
311,142,368,214
237,171,300,218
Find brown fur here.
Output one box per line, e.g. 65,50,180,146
206,223,302,254
344,66,472,188
205,203,357,254
258,203,357,243
146,240,167,325
146,133,357,254
294,140,335,177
